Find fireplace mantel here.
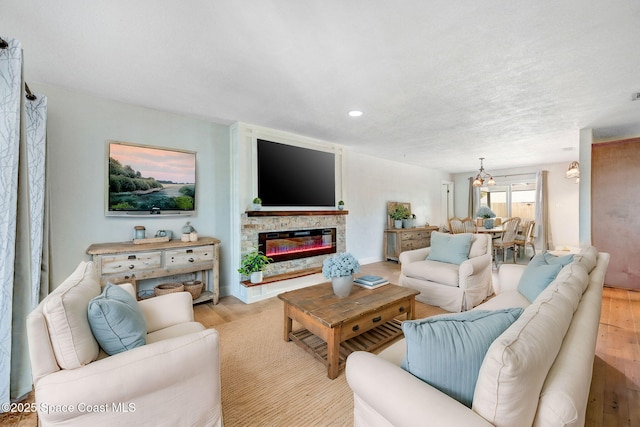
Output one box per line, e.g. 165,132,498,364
246,210,348,217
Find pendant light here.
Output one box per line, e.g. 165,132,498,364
472,157,496,187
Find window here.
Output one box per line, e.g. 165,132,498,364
479,179,535,219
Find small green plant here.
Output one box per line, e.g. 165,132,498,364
238,250,272,276
338,200,344,206
476,206,496,219
390,205,410,220
252,197,262,204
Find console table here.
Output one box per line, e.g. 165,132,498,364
86,237,220,304
383,226,439,261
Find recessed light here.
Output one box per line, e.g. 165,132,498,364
348,110,363,117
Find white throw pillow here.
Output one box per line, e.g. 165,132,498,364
42,261,101,369
572,246,598,273
472,263,585,426
468,234,489,258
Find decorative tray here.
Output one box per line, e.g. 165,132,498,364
132,236,170,245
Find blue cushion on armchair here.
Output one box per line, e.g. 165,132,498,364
427,232,473,265
87,283,147,355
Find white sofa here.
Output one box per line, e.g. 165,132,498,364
27,261,223,427
347,246,609,427
399,233,493,312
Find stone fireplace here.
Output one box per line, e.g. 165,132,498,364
240,210,347,279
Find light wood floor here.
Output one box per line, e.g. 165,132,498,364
1,261,638,426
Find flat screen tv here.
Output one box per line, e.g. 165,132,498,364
257,139,336,207
106,141,197,216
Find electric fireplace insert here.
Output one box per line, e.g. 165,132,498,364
258,228,337,262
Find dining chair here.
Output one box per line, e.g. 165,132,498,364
448,217,465,234
515,219,536,260
461,217,477,233
492,217,520,265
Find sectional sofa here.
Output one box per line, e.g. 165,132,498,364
346,246,609,427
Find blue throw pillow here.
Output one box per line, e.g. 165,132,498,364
543,252,574,266
401,308,523,408
517,252,573,303
88,283,147,355
427,232,473,265
517,262,562,303
527,253,548,268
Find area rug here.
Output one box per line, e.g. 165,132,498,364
214,299,446,426
214,300,353,426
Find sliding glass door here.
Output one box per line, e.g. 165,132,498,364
479,179,536,219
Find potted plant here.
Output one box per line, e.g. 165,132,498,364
252,197,262,211
403,213,416,229
322,252,361,297
238,249,272,284
476,206,496,229
337,200,345,210
390,205,410,229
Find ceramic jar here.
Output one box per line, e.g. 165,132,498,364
331,275,354,298
134,226,146,240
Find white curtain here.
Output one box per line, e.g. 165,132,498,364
468,177,480,218
0,36,48,408
534,170,552,252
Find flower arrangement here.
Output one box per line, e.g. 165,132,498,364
322,252,360,279
476,206,496,219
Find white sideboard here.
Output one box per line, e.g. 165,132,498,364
87,237,220,304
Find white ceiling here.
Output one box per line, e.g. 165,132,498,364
2,0,639,172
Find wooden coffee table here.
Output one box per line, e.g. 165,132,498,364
278,282,419,379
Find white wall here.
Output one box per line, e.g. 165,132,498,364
546,162,580,247
453,162,580,248
229,123,451,299
344,151,450,264
33,84,231,288
34,88,449,298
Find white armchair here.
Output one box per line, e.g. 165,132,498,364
399,233,493,312
27,261,223,427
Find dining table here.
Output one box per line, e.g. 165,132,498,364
477,225,504,237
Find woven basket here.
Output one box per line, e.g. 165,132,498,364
154,283,184,297
183,280,203,299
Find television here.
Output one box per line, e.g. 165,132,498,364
257,139,336,207
106,140,197,216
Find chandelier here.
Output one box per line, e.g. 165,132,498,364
472,157,495,187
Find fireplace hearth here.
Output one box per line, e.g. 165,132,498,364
258,228,336,262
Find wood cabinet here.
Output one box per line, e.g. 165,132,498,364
383,226,439,261
87,237,220,304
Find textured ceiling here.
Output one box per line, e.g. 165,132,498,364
2,0,639,172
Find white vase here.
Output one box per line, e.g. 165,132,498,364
331,275,354,298
250,271,263,284
394,219,403,229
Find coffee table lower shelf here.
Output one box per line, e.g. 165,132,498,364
289,319,404,373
